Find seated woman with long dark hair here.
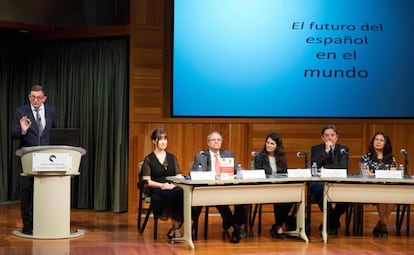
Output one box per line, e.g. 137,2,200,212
360,130,397,238
253,132,294,239
141,128,184,239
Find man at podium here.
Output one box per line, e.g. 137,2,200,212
10,85,57,235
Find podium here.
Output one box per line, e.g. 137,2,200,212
13,145,86,239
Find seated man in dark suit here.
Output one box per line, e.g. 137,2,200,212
310,124,349,236
191,131,246,243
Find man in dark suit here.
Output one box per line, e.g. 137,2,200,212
310,124,349,236
10,85,57,235
191,131,246,243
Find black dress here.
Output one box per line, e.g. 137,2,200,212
141,152,183,221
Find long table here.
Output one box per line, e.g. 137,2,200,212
321,175,414,242
167,176,310,250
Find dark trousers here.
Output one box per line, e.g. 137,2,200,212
273,202,295,226
192,205,247,229
309,182,349,229
20,176,34,229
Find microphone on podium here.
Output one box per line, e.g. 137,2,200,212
296,151,308,157
400,148,408,156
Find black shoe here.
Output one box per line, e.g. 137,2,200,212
379,224,388,238
22,225,32,235
270,225,284,239
238,228,247,239
318,224,337,236
372,221,382,237
328,227,338,236
231,226,242,243
231,230,240,243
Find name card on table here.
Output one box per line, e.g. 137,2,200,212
287,169,311,178
237,169,266,179
320,168,347,178
190,171,216,181
375,170,404,179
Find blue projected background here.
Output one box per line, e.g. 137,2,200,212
172,0,414,117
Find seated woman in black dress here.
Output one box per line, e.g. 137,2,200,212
253,132,294,239
141,128,184,239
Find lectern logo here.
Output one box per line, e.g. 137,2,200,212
49,154,56,162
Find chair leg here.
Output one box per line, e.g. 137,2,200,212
396,204,404,236
396,204,410,236
192,213,199,241
139,206,152,234
245,204,252,237
353,204,364,236
153,217,158,240
249,204,258,229
345,203,353,236
204,206,209,239
258,204,263,236
306,201,312,235
407,206,410,236
137,199,144,232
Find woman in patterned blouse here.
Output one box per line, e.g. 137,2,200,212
360,130,396,238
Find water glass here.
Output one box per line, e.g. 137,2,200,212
359,163,369,176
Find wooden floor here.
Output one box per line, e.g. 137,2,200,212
0,202,413,255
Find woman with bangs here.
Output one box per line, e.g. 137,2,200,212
141,128,184,239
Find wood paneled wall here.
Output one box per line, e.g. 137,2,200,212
128,0,414,213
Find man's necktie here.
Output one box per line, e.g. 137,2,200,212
214,153,221,175
35,108,43,136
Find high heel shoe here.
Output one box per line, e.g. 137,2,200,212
269,224,284,239
372,221,382,237
167,227,182,239
379,224,388,238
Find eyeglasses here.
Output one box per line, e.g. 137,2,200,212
29,95,45,101
208,138,222,142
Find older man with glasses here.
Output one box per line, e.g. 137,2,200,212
191,131,247,243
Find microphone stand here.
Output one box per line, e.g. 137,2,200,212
404,155,408,175
304,155,308,169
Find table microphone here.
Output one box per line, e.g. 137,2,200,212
400,149,408,174
251,151,263,157
296,152,308,157
297,151,308,168
340,148,349,156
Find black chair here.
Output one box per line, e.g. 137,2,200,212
192,206,211,240
396,204,410,236
137,162,159,240
249,204,263,235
